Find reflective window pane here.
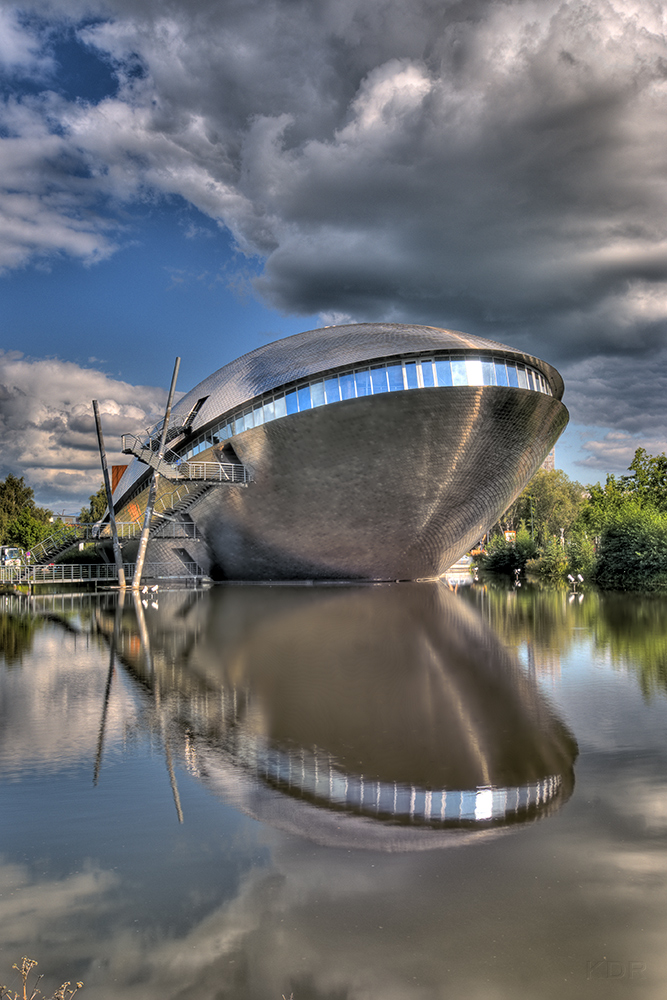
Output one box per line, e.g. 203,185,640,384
274,395,287,418
434,359,452,386
494,361,509,386
243,411,254,430
481,359,496,385
420,361,435,387
371,367,388,393
466,358,484,386
355,369,371,396
387,364,404,390
253,405,264,426
325,377,340,403
517,366,528,389
405,361,419,388
311,381,325,406
339,373,355,399
507,363,519,388
297,385,312,410
264,399,276,421
286,390,298,414
451,360,467,385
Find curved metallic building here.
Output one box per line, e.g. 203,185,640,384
113,323,568,581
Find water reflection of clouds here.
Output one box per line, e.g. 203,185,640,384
0,630,139,777
4,780,667,1000
2,588,667,998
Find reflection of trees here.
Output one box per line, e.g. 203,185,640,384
462,584,599,664
0,612,41,667
593,595,667,698
462,584,667,699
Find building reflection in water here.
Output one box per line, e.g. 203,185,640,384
96,583,577,850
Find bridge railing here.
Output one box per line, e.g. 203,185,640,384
0,562,207,584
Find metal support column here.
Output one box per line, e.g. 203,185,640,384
133,357,181,589
93,399,126,590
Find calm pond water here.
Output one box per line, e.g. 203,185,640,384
1,581,666,999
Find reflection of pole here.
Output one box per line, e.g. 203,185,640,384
93,590,125,785
163,728,184,824
133,358,181,590
93,400,126,590
132,591,184,822
132,590,153,677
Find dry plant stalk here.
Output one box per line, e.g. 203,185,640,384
0,958,83,1000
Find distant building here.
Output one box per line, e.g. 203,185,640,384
541,448,555,472
51,513,79,525
110,323,568,581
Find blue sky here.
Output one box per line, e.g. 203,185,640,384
0,201,318,391
1,0,667,510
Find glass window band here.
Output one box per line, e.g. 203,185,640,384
180,353,552,459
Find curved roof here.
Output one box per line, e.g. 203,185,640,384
113,324,564,504
169,323,564,435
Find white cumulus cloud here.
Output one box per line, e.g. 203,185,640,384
0,351,167,509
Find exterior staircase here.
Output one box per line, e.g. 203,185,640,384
121,434,251,484
31,526,89,565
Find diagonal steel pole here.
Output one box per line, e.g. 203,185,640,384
132,357,181,590
93,399,126,590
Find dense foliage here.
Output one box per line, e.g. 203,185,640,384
0,475,52,550
499,468,585,545
477,448,667,591
79,483,107,524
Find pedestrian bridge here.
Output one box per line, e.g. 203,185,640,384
0,562,207,586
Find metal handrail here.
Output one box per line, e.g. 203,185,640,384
153,483,193,517
30,524,91,562
149,522,201,539
1,561,208,583
121,434,251,484
27,521,147,564
179,461,250,482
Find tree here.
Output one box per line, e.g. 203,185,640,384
0,473,34,520
594,505,667,592
583,449,667,535
477,523,538,575
619,447,667,511
80,483,107,524
0,474,52,545
576,448,667,591
497,469,585,545
5,508,52,550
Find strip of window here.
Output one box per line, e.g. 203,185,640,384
179,354,552,459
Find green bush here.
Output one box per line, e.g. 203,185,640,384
565,530,596,578
477,524,537,575
526,537,568,580
595,506,667,592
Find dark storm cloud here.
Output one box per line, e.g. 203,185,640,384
2,0,667,466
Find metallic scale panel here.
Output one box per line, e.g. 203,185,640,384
113,323,564,503
113,324,568,581
196,386,567,580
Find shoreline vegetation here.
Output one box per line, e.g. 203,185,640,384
3,451,667,593
474,448,667,593
0,958,82,1000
